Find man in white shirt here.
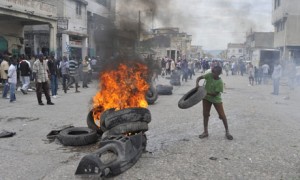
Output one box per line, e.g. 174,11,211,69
262,63,270,84
271,61,282,95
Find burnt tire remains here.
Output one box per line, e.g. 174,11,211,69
101,108,151,130
178,86,207,109
58,127,98,146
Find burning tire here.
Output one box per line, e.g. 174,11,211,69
156,84,173,95
101,108,151,130
87,110,104,135
145,84,158,105
178,86,207,109
58,127,98,146
101,122,149,139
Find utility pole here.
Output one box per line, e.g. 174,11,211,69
137,10,141,48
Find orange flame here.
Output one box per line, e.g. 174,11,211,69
92,63,149,126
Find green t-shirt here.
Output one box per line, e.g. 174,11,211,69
203,73,223,103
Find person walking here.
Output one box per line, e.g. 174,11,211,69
1,56,10,99
59,56,69,93
47,56,58,98
32,55,54,105
248,63,254,86
196,66,233,140
82,57,89,88
19,56,31,94
7,58,17,103
262,63,270,84
67,57,80,93
271,61,282,95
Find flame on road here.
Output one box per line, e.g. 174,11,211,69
92,63,149,126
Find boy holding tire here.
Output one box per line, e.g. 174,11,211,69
196,66,233,140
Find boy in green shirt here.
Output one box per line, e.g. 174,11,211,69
196,66,233,140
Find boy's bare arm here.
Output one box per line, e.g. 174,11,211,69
196,76,204,87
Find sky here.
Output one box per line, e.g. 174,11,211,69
149,0,274,50
117,0,274,51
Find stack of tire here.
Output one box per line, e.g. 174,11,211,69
87,107,151,146
156,84,173,95
170,71,181,86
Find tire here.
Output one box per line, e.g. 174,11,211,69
99,108,116,132
178,86,207,109
156,84,173,95
58,127,98,146
102,108,151,130
101,122,149,139
170,79,181,86
87,110,103,135
145,85,158,105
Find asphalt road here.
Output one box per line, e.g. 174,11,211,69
0,71,300,180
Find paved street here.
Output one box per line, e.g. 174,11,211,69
0,71,300,180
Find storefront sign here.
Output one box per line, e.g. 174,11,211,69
69,40,82,47
57,19,68,30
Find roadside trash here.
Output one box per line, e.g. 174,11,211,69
0,130,16,138
209,157,218,161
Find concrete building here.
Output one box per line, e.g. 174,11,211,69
272,0,300,65
190,45,203,59
87,0,115,58
226,43,245,61
0,0,57,56
141,27,192,61
23,0,89,59
57,0,88,59
245,32,275,61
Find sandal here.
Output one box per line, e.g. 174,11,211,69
199,132,209,139
226,133,233,140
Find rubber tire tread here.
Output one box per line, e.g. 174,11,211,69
102,108,151,130
87,110,103,135
156,84,173,95
58,127,98,146
178,86,207,109
101,122,149,139
145,85,158,105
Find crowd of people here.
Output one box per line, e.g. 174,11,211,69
0,54,99,105
157,56,298,96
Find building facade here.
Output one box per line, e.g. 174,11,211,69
0,0,57,56
226,43,245,61
245,32,275,62
272,0,300,65
57,0,88,60
87,0,115,59
142,27,192,61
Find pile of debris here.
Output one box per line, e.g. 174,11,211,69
79,107,151,178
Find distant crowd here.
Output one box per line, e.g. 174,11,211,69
0,54,100,104
156,56,298,94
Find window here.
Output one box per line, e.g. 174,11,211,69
274,0,281,9
76,2,81,15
